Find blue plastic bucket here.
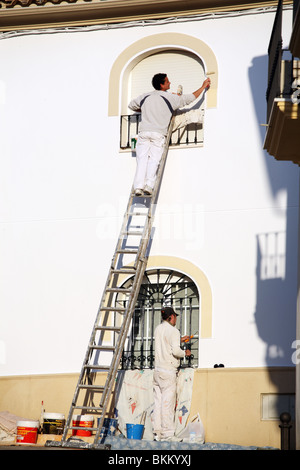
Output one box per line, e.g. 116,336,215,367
126,423,144,440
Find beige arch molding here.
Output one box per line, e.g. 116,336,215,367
114,255,213,338
108,32,218,116
147,256,213,339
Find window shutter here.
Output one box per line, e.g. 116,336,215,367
129,50,205,99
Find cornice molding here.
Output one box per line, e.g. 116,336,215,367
0,0,286,32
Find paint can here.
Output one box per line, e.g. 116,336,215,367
16,420,39,444
126,423,144,440
72,414,94,436
42,413,65,435
131,136,137,150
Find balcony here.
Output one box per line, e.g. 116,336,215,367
120,114,203,150
263,0,300,165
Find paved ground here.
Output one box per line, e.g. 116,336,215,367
0,435,278,451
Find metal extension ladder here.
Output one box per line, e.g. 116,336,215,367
46,119,174,449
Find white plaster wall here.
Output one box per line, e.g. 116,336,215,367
0,7,298,375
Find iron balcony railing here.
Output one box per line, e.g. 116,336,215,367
121,302,199,371
266,0,300,120
266,0,284,120
120,113,203,150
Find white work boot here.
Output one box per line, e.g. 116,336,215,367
134,188,143,196
143,185,152,196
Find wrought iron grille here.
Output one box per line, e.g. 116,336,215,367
115,269,200,370
120,114,203,149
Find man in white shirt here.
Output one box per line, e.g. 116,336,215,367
128,74,210,196
152,306,191,441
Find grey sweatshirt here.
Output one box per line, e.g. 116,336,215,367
154,320,185,371
128,90,196,136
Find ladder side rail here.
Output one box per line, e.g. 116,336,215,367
94,256,149,442
149,117,175,207
90,198,158,416
123,117,175,267
93,119,175,442
63,258,151,438
68,215,153,433
62,192,140,440
94,254,149,409
64,193,152,438
65,251,148,439
62,118,174,445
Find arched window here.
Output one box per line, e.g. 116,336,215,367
109,32,218,117
115,268,200,370
120,49,206,149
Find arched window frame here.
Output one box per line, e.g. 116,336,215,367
120,48,208,149
108,33,218,150
116,268,201,370
108,32,218,117
92,256,212,371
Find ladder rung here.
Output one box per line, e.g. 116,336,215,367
116,249,138,254
123,231,144,236
89,345,115,351
128,212,148,217
78,384,105,391
70,426,99,432
72,405,103,411
106,288,131,294
111,269,136,274
101,307,126,312
95,326,121,332
84,364,111,370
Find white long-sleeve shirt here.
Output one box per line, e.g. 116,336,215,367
154,320,185,371
128,90,196,136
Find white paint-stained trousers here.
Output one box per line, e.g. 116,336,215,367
134,131,165,190
152,369,177,440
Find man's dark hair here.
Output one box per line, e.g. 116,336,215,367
152,73,167,90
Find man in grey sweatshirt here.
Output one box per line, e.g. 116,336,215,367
128,73,210,196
